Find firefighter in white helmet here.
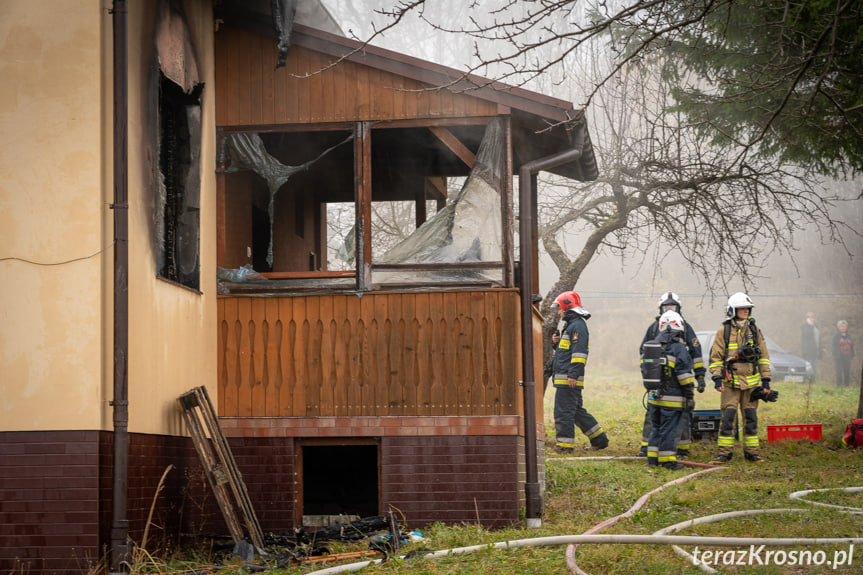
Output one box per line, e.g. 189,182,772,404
642,310,696,470
709,292,776,464
637,292,706,459
551,291,609,452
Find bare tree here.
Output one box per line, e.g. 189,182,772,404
535,47,845,364
331,0,862,176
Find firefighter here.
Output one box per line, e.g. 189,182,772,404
644,310,696,470
551,291,609,452
709,292,774,464
637,292,706,458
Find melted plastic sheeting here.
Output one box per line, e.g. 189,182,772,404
374,118,505,284
219,132,352,267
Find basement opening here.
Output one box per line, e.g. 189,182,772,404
300,443,379,527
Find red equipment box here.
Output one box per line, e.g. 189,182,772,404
766,424,822,442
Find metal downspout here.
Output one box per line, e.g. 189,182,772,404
110,0,130,570
518,124,586,528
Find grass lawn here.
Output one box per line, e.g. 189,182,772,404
140,373,863,575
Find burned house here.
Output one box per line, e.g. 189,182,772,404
0,1,597,572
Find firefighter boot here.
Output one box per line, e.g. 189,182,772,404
709,453,733,464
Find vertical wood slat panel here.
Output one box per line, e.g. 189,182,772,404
251,298,267,416
236,298,253,417
278,298,293,416
501,292,518,412
263,298,281,415
401,294,417,416
219,298,237,416
308,51,325,122
260,33,275,125
330,295,348,415
486,292,502,412
317,295,335,415
237,31,252,128
306,297,323,415
360,296,376,415
387,294,403,416
248,33,263,126
456,293,472,414
442,294,459,413
217,291,522,418
345,295,363,416
414,293,431,415
296,47,312,123
291,298,307,416
428,292,445,411
466,291,486,414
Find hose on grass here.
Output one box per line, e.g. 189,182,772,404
652,508,807,574
303,459,863,575
564,462,723,574
788,486,863,513
304,533,863,575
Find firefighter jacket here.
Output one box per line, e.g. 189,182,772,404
709,317,771,389
646,331,696,409
552,310,589,387
640,317,706,377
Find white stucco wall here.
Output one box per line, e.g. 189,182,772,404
0,0,217,434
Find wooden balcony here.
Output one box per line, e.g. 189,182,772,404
217,289,542,419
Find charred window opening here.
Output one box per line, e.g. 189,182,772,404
216,119,509,292
218,129,355,280
158,72,202,290
301,444,378,523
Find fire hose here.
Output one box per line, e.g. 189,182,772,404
303,459,863,575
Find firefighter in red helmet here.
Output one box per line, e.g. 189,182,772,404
550,291,609,452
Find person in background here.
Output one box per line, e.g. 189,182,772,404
831,320,854,388
636,292,705,459
801,311,821,382
709,292,773,464
551,291,609,453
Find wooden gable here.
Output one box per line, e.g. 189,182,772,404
215,25,499,127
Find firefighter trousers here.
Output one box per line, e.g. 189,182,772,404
646,404,683,465
640,408,691,451
717,387,759,456
554,386,608,449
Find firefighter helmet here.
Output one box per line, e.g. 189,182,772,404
659,310,685,333
554,291,582,312
726,292,754,318
657,291,682,314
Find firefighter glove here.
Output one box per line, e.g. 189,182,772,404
761,377,771,390
696,375,706,393
764,389,779,402
683,389,695,412
712,375,723,389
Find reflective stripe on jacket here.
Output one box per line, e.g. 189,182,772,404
708,318,771,388
552,311,589,387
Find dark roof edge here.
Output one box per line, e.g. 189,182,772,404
290,24,578,123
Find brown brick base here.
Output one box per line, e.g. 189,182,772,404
0,431,213,575
1,425,541,573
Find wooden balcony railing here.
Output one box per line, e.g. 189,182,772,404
217,289,539,418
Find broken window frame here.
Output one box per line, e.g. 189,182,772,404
215,116,515,294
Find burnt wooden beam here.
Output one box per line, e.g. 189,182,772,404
428,127,475,168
